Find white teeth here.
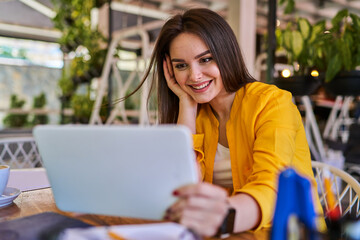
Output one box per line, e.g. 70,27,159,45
192,82,210,90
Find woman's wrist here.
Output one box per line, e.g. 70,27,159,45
179,96,197,109
177,98,197,133
227,193,261,233
215,205,236,237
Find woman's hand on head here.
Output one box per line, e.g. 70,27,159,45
164,182,229,237
163,54,198,132
163,55,195,105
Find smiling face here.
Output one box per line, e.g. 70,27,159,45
169,33,228,104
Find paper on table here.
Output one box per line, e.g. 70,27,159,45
59,222,199,240
8,168,50,191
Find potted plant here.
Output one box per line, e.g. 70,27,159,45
319,9,360,96
279,0,295,14
274,17,325,95
31,92,49,126
3,95,29,128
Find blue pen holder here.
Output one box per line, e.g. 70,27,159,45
271,168,318,240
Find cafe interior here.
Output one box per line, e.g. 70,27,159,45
0,0,360,239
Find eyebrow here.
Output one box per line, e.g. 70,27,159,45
171,50,211,62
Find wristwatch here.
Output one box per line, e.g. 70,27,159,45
215,207,236,237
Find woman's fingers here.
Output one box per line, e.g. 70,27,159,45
180,211,220,237
163,59,177,92
163,55,177,88
175,182,228,200
165,183,230,237
163,55,188,98
163,55,172,82
170,183,228,217
170,195,228,215
165,54,174,77
180,204,226,236
166,199,226,237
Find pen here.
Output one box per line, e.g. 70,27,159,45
324,169,335,210
107,230,127,240
323,169,340,221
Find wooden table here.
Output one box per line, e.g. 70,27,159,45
0,188,270,240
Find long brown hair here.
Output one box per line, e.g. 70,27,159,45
123,8,255,124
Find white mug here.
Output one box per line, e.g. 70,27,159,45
0,165,10,196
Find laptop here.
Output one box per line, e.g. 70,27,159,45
33,125,198,220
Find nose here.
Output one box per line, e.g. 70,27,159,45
190,65,202,81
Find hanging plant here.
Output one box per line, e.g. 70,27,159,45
52,0,108,123
70,93,94,124
51,0,108,78
52,0,104,52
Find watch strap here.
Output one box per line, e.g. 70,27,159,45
215,207,236,237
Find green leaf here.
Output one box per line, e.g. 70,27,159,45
341,34,353,70
331,9,348,31
325,53,342,82
291,31,303,59
355,54,360,67
350,13,360,31
309,20,326,43
283,30,292,50
298,18,311,40
284,0,295,14
356,45,360,66
316,47,322,59
307,48,314,66
275,28,283,48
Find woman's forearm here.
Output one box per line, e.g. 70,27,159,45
228,193,261,233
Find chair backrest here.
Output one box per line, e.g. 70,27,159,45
312,161,360,219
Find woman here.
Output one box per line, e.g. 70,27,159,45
125,8,323,237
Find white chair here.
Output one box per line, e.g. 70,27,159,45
0,137,42,169
312,161,360,218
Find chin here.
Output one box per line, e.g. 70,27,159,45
192,97,212,104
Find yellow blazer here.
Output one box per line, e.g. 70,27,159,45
192,81,323,230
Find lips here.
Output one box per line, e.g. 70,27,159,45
190,80,212,90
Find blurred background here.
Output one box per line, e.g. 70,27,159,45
0,0,359,176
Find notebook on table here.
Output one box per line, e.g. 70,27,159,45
33,125,198,220
0,212,91,240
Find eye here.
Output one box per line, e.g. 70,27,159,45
174,63,188,70
200,57,213,63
